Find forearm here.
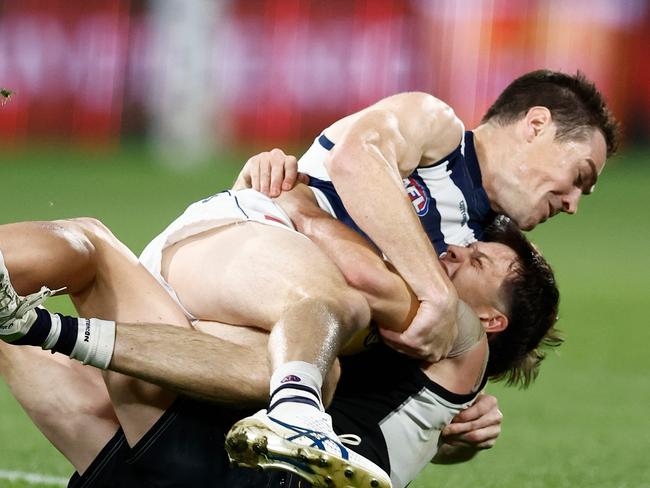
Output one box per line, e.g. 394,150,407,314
111,322,269,406
328,117,455,305
293,204,416,329
431,443,479,465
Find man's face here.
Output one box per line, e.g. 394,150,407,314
440,242,516,320
498,125,607,231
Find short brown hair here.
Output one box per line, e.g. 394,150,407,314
482,69,620,157
483,216,562,388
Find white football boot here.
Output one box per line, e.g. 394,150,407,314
226,408,392,488
0,251,53,342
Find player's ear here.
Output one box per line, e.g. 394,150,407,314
524,106,552,140
479,308,508,333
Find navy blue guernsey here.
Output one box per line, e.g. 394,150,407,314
299,131,496,254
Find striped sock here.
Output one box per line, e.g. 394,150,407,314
268,361,324,414
13,308,115,369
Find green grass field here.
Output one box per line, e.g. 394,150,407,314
0,146,649,488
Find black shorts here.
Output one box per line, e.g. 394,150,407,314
67,428,138,488
68,396,311,488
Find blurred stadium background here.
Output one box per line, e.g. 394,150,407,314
0,1,649,487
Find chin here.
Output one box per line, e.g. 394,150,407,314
510,214,537,231
522,221,538,231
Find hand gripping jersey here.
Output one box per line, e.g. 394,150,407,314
298,131,496,254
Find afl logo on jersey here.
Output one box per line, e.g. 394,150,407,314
404,176,430,216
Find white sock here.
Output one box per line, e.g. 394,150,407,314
17,308,115,370
269,361,324,414
69,318,116,369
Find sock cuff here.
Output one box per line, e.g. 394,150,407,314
269,361,324,412
69,318,116,369
270,361,323,392
51,314,81,356
42,313,62,350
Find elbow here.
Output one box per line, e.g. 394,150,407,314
324,151,355,182
325,127,383,180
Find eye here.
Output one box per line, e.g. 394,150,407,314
575,172,583,188
471,256,483,269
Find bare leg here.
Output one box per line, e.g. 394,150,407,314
68,219,194,445
159,223,390,487
110,320,340,408
1,219,356,464
0,219,191,449
0,221,117,473
0,343,117,473
0,221,98,296
163,222,370,377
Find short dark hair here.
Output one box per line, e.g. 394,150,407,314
483,215,562,388
482,69,620,157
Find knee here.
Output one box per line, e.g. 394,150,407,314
58,217,119,261
338,288,371,333
48,218,109,292
53,217,104,257
65,217,112,243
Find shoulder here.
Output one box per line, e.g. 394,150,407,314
374,92,464,163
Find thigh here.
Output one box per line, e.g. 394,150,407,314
71,218,191,327
66,219,193,446
162,222,351,329
0,219,119,473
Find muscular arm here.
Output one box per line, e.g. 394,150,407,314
328,106,453,304
325,93,463,359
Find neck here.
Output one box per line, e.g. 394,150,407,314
472,123,508,214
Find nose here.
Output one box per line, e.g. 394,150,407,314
562,189,581,215
445,245,470,262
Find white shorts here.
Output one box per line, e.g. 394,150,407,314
139,189,301,320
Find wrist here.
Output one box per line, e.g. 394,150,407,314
433,443,478,465
232,174,247,191
418,282,458,308
285,206,309,233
